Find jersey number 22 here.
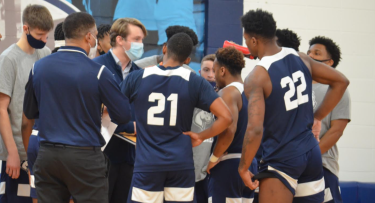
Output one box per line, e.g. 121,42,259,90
281,70,309,111
147,93,178,126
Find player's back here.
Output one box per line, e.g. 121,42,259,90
258,47,318,162
127,65,218,173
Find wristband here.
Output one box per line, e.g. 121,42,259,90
210,154,219,163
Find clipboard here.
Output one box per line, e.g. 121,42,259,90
115,133,136,145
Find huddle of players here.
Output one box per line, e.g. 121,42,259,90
0,4,350,203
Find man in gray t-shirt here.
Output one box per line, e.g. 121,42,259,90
308,36,350,203
0,4,52,202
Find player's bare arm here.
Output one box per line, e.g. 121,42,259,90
184,97,232,147
21,113,34,152
207,86,240,174
299,53,349,120
238,65,268,190
319,119,349,154
0,93,20,179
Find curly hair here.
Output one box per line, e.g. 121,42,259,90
309,36,341,67
276,29,300,51
165,25,198,46
241,9,276,39
97,24,111,40
54,22,64,40
215,47,245,75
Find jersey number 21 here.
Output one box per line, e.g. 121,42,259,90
147,93,178,126
281,70,309,111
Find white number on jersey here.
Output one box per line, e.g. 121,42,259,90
147,93,178,126
280,70,309,111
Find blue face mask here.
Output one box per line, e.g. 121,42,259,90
123,42,144,61
209,81,216,88
26,27,46,49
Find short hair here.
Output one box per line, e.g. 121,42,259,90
215,47,245,76
166,33,193,63
63,12,96,39
110,18,148,47
22,5,53,31
241,9,276,39
97,24,111,40
201,54,215,63
165,25,198,46
276,29,300,51
309,36,341,68
54,22,64,40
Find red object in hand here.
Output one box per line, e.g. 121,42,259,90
223,40,255,59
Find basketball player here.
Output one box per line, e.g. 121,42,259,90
308,36,351,203
121,33,232,203
253,27,302,203
207,46,258,203
238,9,349,203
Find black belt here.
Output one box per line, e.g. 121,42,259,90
41,142,101,151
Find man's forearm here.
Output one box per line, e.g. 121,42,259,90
212,129,235,157
239,128,262,171
314,84,348,121
319,129,343,154
0,109,18,154
198,116,231,141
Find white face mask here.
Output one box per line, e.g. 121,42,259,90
88,34,97,59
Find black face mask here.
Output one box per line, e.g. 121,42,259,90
312,58,331,63
99,50,106,55
26,27,46,49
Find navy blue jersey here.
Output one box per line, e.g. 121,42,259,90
121,65,218,172
23,46,131,147
258,47,317,162
221,82,248,154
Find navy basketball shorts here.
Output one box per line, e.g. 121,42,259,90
257,145,324,203
0,161,32,203
208,154,258,203
127,169,195,203
27,130,39,199
322,168,342,203
195,175,209,203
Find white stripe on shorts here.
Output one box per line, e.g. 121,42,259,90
30,175,35,188
0,181,5,195
17,184,30,197
164,187,194,201
32,130,38,136
268,166,298,190
225,198,242,203
243,197,254,203
323,188,333,202
221,153,241,161
131,187,163,203
294,177,325,197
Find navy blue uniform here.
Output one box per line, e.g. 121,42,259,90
23,46,132,202
208,82,257,203
121,65,218,203
255,48,324,202
23,46,131,146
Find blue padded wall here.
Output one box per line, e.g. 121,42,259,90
205,0,243,55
